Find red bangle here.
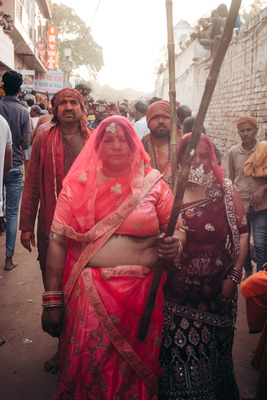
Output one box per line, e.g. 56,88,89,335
42,291,63,308
42,295,62,302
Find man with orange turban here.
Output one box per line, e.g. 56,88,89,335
19,88,93,373
229,115,267,278
142,100,182,188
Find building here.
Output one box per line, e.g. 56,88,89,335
0,0,52,77
154,8,267,173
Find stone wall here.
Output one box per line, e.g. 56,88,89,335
154,8,267,173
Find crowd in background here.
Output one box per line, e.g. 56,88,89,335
0,65,266,400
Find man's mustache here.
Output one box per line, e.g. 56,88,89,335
156,123,167,129
63,111,75,116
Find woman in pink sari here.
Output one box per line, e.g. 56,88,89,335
41,115,183,399
159,133,249,400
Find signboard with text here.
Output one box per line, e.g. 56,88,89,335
37,25,47,65
17,70,35,91
35,71,64,94
47,26,57,70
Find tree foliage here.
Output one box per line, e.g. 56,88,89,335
240,0,267,22
92,84,146,103
72,77,146,103
53,4,104,78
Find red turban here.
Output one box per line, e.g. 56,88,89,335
236,115,257,128
146,100,171,127
52,88,85,115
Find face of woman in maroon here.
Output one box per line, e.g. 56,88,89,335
191,141,211,173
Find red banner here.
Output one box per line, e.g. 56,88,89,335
47,26,57,70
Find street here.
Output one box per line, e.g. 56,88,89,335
0,227,260,400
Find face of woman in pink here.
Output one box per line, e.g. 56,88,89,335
99,125,132,176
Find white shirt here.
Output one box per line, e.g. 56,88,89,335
134,116,150,140
0,115,12,216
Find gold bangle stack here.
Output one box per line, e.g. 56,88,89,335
42,291,63,308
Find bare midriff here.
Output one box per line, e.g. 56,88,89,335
88,234,158,269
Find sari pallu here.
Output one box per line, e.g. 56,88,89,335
55,265,165,400
51,167,169,400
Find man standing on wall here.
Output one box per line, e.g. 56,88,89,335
0,71,31,270
229,116,267,277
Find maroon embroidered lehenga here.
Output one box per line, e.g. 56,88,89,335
159,133,248,400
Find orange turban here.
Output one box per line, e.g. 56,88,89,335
52,88,85,115
236,115,257,128
146,100,171,127
51,88,89,134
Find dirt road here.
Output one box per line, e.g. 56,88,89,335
0,230,260,400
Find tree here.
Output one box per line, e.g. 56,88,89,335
53,4,104,78
240,0,267,22
90,82,146,103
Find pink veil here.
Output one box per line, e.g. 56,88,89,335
59,115,152,234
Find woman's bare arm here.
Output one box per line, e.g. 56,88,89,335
42,236,66,338
218,232,248,301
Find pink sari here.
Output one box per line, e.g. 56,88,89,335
50,116,173,399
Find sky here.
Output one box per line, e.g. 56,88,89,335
53,0,264,92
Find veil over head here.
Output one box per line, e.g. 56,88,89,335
59,115,152,234
176,133,225,189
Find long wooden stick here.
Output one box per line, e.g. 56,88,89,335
166,0,178,192
138,0,242,342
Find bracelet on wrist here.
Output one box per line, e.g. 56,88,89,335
229,267,242,278
226,267,242,283
42,291,63,308
226,275,241,285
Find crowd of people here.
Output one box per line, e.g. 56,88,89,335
178,3,243,67
0,69,266,400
